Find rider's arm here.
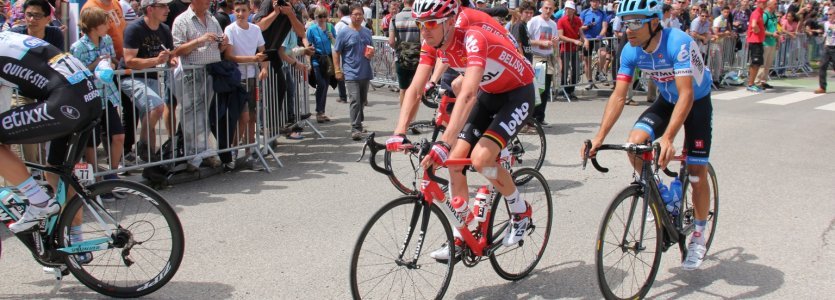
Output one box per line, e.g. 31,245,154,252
429,60,447,85
439,65,483,146
592,76,631,144
394,63,434,134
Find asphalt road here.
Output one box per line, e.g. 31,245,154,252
1,76,833,299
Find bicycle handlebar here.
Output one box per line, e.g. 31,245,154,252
357,132,393,176
583,140,658,174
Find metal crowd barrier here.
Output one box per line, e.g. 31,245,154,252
370,36,399,88
550,36,620,100
2,59,316,184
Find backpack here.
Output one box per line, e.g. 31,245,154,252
141,126,187,186
392,20,421,70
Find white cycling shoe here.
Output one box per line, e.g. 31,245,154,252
428,243,461,261
682,234,707,270
9,200,60,233
502,203,532,247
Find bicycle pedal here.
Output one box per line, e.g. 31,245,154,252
43,266,65,280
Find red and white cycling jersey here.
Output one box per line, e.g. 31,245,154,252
456,7,508,38
419,26,534,94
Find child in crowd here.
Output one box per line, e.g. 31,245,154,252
224,0,268,165
70,6,126,192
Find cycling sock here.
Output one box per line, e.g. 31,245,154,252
505,189,526,214
692,219,707,245
17,177,51,207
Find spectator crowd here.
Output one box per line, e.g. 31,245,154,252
0,0,832,182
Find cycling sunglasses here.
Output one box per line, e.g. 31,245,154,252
622,18,653,30
415,17,450,30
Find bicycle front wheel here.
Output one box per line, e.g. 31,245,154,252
58,180,184,298
509,120,546,185
384,120,443,195
678,163,719,260
350,196,454,300
489,168,553,280
596,185,663,300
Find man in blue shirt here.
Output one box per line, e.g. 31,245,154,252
580,0,610,89
334,4,374,141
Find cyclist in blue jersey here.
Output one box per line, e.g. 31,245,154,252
581,0,713,270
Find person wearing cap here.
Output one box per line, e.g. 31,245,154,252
579,0,609,89
746,0,766,92
121,0,177,163
557,0,584,100
476,0,487,8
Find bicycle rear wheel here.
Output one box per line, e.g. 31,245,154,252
488,168,553,280
509,120,546,185
384,120,443,194
678,163,719,259
350,196,454,299
58,180,184,298
595,185,663,300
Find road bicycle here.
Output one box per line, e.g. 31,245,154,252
383,92,547,195
0,121,184,298
582,140,718,299
350,133,553,299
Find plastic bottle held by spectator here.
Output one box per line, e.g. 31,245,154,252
667,178,682,217
472,186,490,222
450,196,473,227
95,56,114,83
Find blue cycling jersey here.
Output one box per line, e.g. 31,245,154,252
617,28,712,103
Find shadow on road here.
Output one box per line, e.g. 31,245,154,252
454,260,600,300
0,280,235,299
649,246,785,299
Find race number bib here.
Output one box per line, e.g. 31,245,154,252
48,53,91,85
74,162,94,185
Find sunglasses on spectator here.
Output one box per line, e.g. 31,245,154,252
415,17,449,30
317,15,328,18
25,12,46,20
622,18,652,30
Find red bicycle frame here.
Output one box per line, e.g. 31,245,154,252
420,158,502,257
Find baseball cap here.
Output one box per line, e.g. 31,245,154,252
476,0,485,3
141,0,172,8
565,0,576,9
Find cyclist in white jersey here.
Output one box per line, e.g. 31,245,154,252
581,0,714,270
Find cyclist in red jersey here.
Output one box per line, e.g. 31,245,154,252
385,0,537,260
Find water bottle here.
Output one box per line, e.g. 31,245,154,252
472,186,490,223
450,196,473,226
657,180,671,205
667,178,682,217
95,56,114,83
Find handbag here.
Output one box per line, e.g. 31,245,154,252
318,53,335,77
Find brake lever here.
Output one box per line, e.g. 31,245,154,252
356,142,369,162
582,140,592,170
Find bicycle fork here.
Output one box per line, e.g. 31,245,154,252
395,201,431,269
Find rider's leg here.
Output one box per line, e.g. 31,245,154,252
451,75,463,99
687,164,710,229
447,140,472,205
470,139,517,207
626,129,652,171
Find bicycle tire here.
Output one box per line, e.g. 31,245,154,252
678,163,719,260
350,196,454,300
384,120,445,195
488,168,553,280
510,120,546,185
58,180,184,298
595,185,663,300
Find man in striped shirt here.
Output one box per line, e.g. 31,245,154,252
389,0,420,104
